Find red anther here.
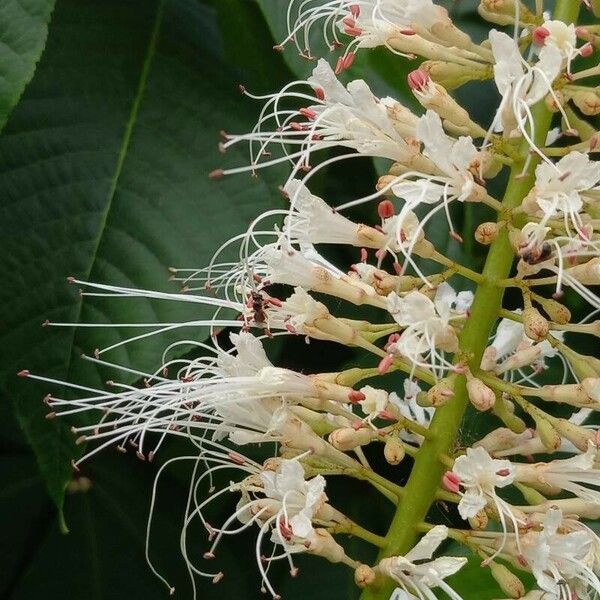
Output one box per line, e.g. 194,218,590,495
384,333,401,351
496,468,511,477
378,354,394,375
71,459,81,473
350,3,360,18
407,68,430,92
273,44,284,52
352,420,364,431
43,394,52,404
334,56,345,75
552,290,564,300
344,26,363,37
209,169,225,180
331,40,344,50
576,26,589,38
148,451,155,463
590,135,599,151
375,248,387,261
267,297,283,307
228,451,246,465
136,451,146,461
392,261,403,275
342,16,356,27
399,28,416,35
17,369,30,377
286,323,297,334
378,410,396,421
348,389,366,404
290,567,299,578
516,554,528,568
442,471,461,493
66,276,76,283
279,520,293,540
532,26,551,46
377,199,395,219
314,87,325,102
343,52,356,70
203,552,215,560
360,247,368,262
45,412,57,420
238,84,246,94
450,231,464,243
580,42,594,58
290,121,304,131
76,435,87,446
311,133,322,141
42,319,49,327
299,107,317,120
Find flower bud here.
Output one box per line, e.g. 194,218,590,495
427,378,455,407
475,222,498,245
328,427,375,452
421,60,490,91
537,297,571,324
522,307,549,342
416,390,433,408
568,88,600,116
354,564,376,588
553,418,596,451
515,483,547,506
384,436,406,465
565,257,600,285
489,561,525,599
534,417,561,452
478,0,536,26
466,377,496,411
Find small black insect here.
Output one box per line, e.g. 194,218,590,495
249,290,268,325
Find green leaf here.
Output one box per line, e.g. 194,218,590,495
0,0,291,512
0,0,56,131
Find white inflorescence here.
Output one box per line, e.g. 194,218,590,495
24,1,600,599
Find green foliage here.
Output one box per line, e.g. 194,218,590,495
0,0,56,131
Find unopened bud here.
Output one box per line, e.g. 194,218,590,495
466,377,496,411
328,427,374,452
515,483,547,506
522,307,549,342
416,390,433,408
478,0,536,26
535,417,561,452
427,378,455,407
475,222,498,245
489,561,525,598
384,436,406,465
538,297,571,324
569,88,600,116
354,564,376,588
553,418,596,451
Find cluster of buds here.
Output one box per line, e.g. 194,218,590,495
22,1,600,599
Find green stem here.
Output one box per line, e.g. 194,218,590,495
359,6,580,598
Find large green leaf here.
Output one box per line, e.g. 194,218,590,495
0,0,291,512
0,0,55,131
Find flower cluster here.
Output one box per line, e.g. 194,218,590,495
22,1,600,599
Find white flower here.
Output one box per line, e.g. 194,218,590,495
452,447,517,541
283,180,362,246
521,508,600,598
489,30,562,134
217,331,273,376
260,459,327,539
515,442,600,504
533,151,600,221
392,110,480,205
358,385,389,421
378,525,467,600
390,380,434,444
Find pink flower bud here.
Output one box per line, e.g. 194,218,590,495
407,69,430,92
580,42,594,58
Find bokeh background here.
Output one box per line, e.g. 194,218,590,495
0,0,588,598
